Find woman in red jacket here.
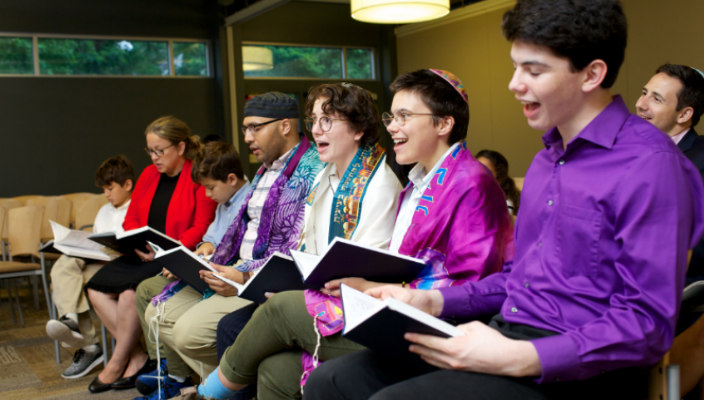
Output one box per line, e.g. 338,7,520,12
85,116,216,393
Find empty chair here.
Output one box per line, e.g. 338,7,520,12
0,205,51,326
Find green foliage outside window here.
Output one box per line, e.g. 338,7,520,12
173,41,208,76
244,44,375,80
0,37,33,74
38,39,169,76
346,48,373,80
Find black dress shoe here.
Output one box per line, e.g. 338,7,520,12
88,376,113,393
111,358,156,390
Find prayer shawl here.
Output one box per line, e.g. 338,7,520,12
152,136,322,305
300,142,514,384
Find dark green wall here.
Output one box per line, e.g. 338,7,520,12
0,0,224,196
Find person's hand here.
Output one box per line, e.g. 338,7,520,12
366,286,444,317
134,243,156,262
195,242,215,257
162,267,176,280
198,263,247,297
405,320,541,377
321,278,385,298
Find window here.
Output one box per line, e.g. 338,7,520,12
0,34,210,77
0,36,33,74
243,44,375,80
38,39,169,76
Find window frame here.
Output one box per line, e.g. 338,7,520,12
0,32,211,78
242,41,377,81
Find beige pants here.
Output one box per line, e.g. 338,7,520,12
144,285,253,377
49,254,102,344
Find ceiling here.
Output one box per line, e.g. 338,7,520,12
217,0,486,19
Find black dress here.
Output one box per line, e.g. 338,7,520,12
85,173,179,293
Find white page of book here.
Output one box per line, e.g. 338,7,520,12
290,249,322,279
386,297,464,337
340,284,386,333
50,220,105,251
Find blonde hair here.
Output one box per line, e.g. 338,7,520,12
145,116,202,159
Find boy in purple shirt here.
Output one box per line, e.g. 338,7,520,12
303,1,704,399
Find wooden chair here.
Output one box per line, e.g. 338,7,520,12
649,352,680,400
63,192,100,229
74,194,108,232
0,198,23,259
0,205,51,327
25,196,72,243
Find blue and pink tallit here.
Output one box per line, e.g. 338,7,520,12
300,142,514,383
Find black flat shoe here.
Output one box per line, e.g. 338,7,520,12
111,358,156,390
88,376,113,393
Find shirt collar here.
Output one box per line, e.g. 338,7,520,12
408,143,458,190
542,95,629,155
224,179,249,207
268,146,295,171
671,128,690,145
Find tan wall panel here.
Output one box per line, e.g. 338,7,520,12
396,0,704,176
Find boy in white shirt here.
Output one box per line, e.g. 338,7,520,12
46,155,135,379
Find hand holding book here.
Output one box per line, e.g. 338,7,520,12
365,285,445,318
199,263,244,297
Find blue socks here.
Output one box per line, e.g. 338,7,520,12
198,368,238,400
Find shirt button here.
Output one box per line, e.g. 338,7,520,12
511,307,518,313
525,282,530,288
547,200,554,206
559,159,565,165
537,241,542,247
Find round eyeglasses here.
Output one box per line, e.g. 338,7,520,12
144,143,175,158
382,111,436,127
305,116,346,133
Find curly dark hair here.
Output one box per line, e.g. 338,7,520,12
476,149,520,214
389,69,469,145
305,83,379,145
502,0,627,88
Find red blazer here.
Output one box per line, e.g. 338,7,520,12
123,159,216,250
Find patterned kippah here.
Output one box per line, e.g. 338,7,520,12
244,91,299,119
429,68,468,104
692,67,704,80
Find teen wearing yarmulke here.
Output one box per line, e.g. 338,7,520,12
196,69,514,400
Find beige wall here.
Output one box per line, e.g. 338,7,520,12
395,0,704,176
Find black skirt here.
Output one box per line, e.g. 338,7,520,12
85,254,163,293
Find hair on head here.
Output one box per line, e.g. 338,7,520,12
655,63,704,127
390,69,470,144
502,0,627,88
191,141,245,183
95,154,136,189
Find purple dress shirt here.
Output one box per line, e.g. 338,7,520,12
439,96,704,383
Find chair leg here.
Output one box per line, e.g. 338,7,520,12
31,275,39,310
666,364,680,400
3,280,18,324
101,323,109,367
12,280,24,326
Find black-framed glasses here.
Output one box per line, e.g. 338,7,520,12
144,143,175,158
382,111,436,127
304,116,346,133
241,118,283,135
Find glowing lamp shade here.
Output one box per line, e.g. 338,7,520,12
351,0,450,24
242,46,274,71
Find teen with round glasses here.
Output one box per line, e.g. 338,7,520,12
194,72,513,400
84,116,216,393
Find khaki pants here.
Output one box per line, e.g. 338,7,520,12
220,291,364,400
50,254,102,344
144,284,253,378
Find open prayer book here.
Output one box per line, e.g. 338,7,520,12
41,220,119,262
340,284,464,360
290,237,426,288
153,246,242,294
218,238,426,303
89,226,180,255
